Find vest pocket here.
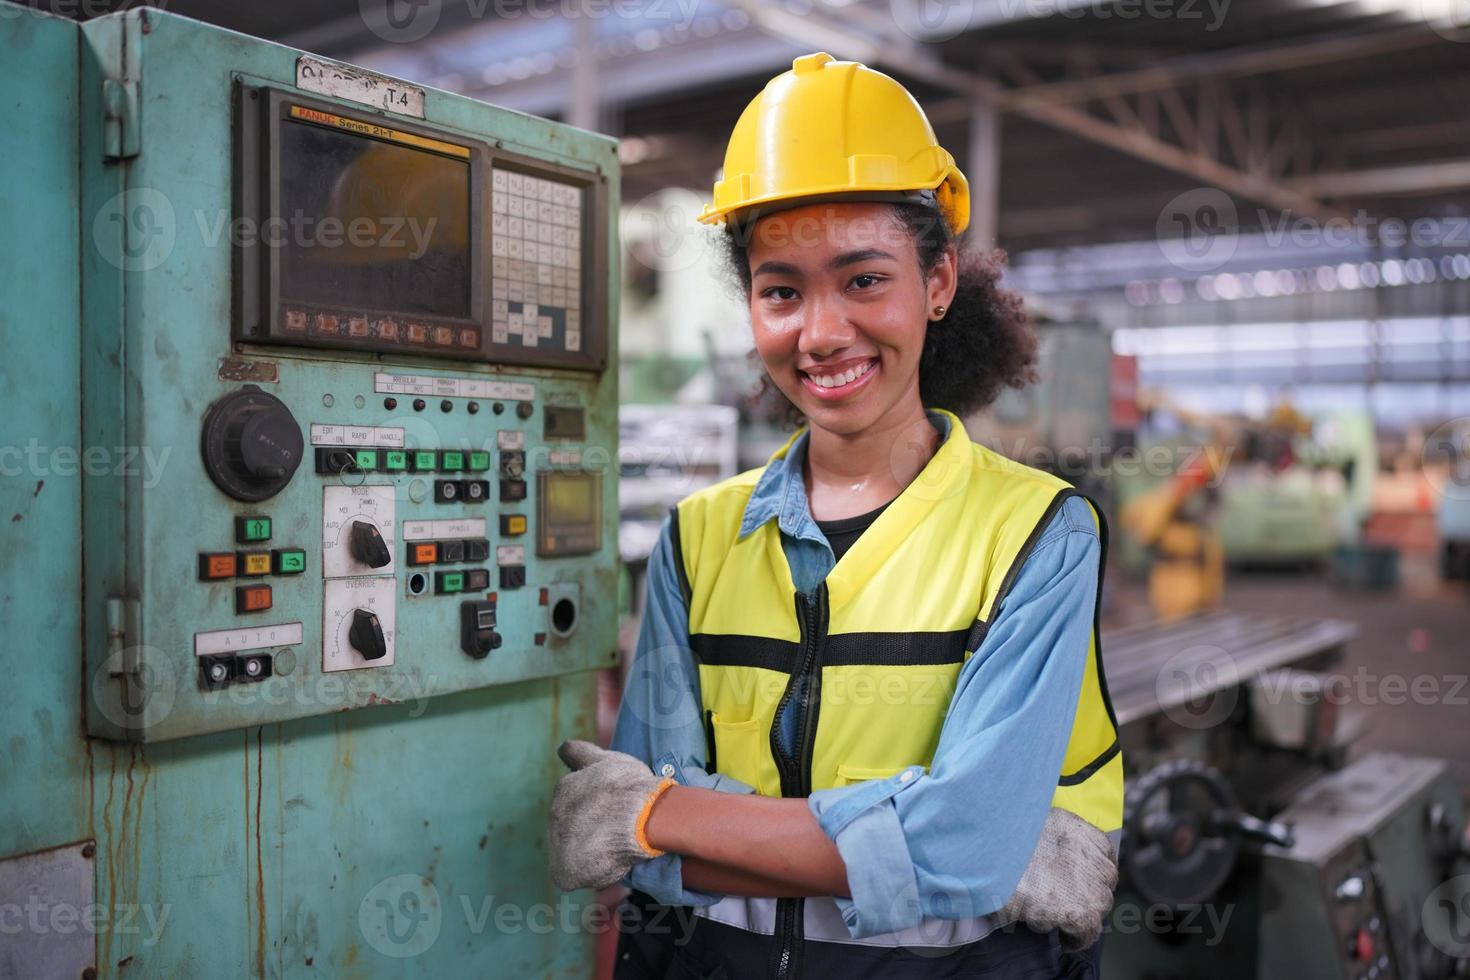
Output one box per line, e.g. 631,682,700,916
834,763,926,787
710,713,780,797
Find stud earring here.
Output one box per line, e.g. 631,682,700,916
931,305,947,319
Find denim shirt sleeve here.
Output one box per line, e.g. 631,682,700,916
610,511,756,906
806,494,1102,938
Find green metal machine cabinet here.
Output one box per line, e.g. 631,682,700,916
1,5,617,975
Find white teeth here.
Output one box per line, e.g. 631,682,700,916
808,359,874,388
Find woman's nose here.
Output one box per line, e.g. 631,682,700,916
796,297,858,355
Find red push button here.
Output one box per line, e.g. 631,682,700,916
199,553,238,580
1354,927,1374,963
236,585,273,613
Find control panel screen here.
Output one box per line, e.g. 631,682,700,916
278,114,471,320
538,471,601,556
235,86,610,370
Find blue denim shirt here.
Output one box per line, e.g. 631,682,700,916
611,410,1102,939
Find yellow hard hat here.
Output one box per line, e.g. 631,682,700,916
699,52,969,235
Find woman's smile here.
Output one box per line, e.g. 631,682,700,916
799,356,880,400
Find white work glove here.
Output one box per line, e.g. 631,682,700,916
548,740,675,891
998,807,1119,951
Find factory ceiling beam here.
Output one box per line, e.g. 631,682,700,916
1287,160,1470,197
723,0,1338,222
989,23,1448,111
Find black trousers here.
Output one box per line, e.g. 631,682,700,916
613,892,1104,980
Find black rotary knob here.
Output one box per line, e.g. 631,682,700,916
201,386,304,502
349,520,392,568
349,609,388,661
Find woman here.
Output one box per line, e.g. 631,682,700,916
550,52,1122,978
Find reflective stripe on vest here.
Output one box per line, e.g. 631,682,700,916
672,407,1122,837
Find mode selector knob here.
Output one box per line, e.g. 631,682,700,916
349,520,392,568
348,609,388,660
201,385,304,502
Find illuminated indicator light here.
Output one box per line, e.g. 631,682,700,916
239,552,273,576
272,549,306,574
410,451,437,472
411,543,439,565
354,450,379,471
199,553,238,580
236,516,272,543
468,451,491,471
436,571,465,594
384,451,408,471
441,452,465,471
236,585,273,613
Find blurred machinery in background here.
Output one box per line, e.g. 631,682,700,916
1430,419,1470,581
1102,613,1470,980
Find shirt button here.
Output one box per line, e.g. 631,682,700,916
900,770,915,783
661,763,676,777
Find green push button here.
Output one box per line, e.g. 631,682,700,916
272,548,306,575
468,451,491,472
354,449,381,471
441,451,465,472
410,450,438,472
384,450,408,471
236,516,272,543
435,571,465,594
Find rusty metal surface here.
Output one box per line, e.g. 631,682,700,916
1102,609,1359,726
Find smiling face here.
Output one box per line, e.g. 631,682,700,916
745,202,956,437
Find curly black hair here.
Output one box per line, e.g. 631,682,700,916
710,203,1038,429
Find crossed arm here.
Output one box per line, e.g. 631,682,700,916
645,788,850,898
610,500,1102,932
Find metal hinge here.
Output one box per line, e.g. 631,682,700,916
105,596,141,678
102,77,140,160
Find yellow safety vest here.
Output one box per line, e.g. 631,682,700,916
670,407,1122,836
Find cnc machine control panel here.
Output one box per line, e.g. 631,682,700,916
83,44,619,741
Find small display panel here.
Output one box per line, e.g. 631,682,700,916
491,167,586,353
279,108,471,320
537,471,601,556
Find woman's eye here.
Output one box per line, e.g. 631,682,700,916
851,274,883,290
762,285,798,301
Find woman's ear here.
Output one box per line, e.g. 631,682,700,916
928,243,959,312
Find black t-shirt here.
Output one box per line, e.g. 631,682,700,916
815,496,897,564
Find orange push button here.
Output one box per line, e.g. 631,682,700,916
199,553,238,580
238,552,272,576
410,542,439,565
236,585,273,613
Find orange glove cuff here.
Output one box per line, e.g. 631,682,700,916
634,777,676,858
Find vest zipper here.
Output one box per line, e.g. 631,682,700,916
770,583,828,980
